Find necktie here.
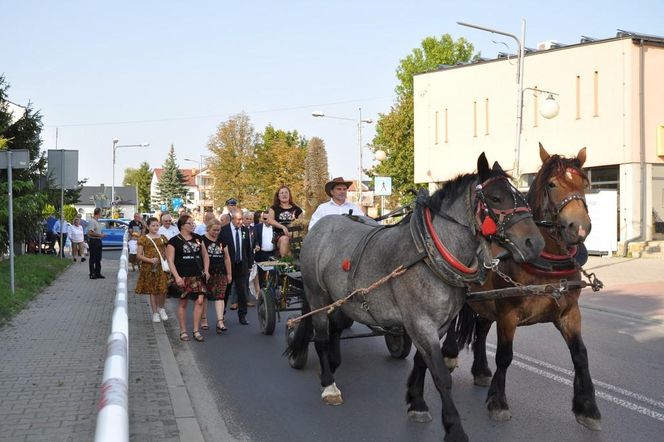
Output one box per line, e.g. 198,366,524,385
234,228,241,263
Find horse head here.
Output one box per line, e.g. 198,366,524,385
528,143,591,245
473,153,544,263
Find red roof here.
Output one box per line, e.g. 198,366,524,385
154,168,196,186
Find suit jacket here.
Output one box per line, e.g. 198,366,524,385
221,224,254,273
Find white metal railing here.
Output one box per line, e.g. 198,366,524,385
95,232,130,442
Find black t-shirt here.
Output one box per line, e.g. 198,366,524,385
202,235,227,275
272,204,302,228
167,234,204,277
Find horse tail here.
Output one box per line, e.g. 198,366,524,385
454,303,476,349
283,298,313,359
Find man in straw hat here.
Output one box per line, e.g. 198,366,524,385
309,177,364,229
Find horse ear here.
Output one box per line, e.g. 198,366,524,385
477,152,490,180
577,147,587,167
539,142,550,163
492,161,505,173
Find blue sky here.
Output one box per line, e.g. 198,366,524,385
3,1,662,188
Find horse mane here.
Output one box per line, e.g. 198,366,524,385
528,154,589,218
428,167,510,212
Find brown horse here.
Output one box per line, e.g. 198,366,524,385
441,143,601,430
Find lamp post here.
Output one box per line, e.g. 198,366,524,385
184,155,210,212
458,20,560,185
312,108,373,201
112,138,149,217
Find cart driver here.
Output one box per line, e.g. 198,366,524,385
309,177,364,229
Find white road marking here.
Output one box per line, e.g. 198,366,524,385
485,347,664,422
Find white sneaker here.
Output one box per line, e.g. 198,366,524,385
159,308,168,321
152,313,161,323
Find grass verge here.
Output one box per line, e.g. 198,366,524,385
0,254,71,326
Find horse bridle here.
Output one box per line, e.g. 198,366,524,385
474,176,533,240
538,167,588,229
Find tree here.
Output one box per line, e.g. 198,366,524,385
253,125,307,208
154,145,188,212
207,113,259,209
0,75,48,254
303,137,329,218
370,34,476,203
123,161,152,213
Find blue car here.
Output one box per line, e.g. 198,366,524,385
98,219,129,248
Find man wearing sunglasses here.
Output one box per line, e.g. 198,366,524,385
158,213,180,240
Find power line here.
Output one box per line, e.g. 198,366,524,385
46,96,391,128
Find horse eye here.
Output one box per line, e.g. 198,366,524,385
548,181,556,188
489,195,501,203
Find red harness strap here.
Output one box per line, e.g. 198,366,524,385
423,206,477,275
521,263,578,277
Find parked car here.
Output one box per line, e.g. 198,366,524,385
98,219,129,248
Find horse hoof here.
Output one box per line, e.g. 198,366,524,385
576,415,602,431
489,409,512,421
323,394,343,406
408,410,433,423
444,357,459,373
321,383,343,406
474,375,492,387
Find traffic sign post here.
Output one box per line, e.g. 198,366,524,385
0,149,30,294
374,176,392,218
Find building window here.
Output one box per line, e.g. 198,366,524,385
576,75,581,119
444,108,449,143
473,101,477,137
586,165,619,190
484,98,490,135
593,71,599,117
434,110,439,145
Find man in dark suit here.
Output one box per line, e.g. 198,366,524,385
221,210,254,325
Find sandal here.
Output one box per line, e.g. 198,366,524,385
193,330,205,342
179,332,191,342
216,320,228,334
201,317,209,330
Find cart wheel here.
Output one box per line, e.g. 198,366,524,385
286,318,308,369
258,288,276,335
385,332,412,359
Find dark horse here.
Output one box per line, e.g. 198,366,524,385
441,143,601,430
286,153,545,441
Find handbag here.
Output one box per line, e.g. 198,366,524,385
147,235,170,273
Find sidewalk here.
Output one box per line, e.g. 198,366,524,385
580,256,664,323
0,259,183,441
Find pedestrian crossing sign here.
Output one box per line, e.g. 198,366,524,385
374,176,392,196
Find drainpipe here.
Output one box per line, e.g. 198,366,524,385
622,38,647,257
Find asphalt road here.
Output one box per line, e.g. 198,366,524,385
175,300,664,442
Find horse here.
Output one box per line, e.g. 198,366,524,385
286,153,545,441
440,143,601,431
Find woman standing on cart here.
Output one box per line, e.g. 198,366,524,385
202,218,232,333
166,214,210,342
267,185,302,257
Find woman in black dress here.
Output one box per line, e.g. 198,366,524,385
166,214,210,342
202,218,232,333
267,185,302,257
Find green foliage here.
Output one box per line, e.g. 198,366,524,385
123,161,152,212
155,145,188,212
303,137,329,218
0,75,50,254
370,34,476,203
42,203,56,218
63,205,77,222
0,254,70,325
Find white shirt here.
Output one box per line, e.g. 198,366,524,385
53,220,70,234
67,224,84,242
260,224,274,252
194,223,207,235
158,224,180,240
309,199,364,229
231,224,243,261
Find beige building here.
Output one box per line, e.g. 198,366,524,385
414,31,664,249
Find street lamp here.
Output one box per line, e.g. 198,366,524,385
112,138,149,216
458,20,560,185
312,108,373,201
184,155,210,212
